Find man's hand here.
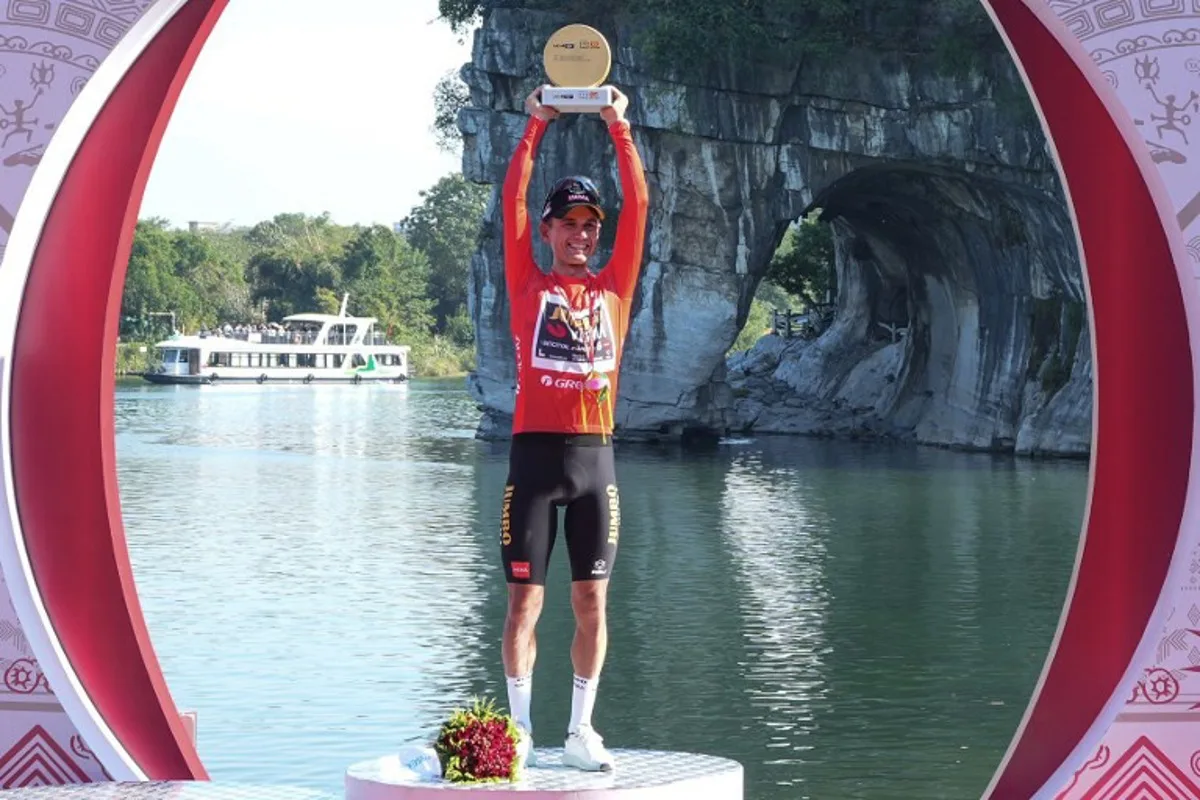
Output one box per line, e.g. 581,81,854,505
525,85,559,122
600,86,629,125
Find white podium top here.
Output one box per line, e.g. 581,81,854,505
345,749,743,798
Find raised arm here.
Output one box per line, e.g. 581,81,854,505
502,88,558,298
601,91,650,302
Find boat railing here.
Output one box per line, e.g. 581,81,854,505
196,330,394,347
200,331,321,345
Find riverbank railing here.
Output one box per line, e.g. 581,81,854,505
773,306,834,340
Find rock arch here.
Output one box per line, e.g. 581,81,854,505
459,10,1085,453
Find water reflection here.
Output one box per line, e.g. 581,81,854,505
721,453,831,792
115,381,1087,799
117,380,489,776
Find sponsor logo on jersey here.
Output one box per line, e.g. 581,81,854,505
531,291,616,374
540,374,584,390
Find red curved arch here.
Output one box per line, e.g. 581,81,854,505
8,0,229,780
981,0,1194,797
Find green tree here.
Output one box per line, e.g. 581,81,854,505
341,225,436,339
245,212,353,266
730,297,773,353
766,215,835,308
247,248,339,319
432,70,470,154
122,219,251,335
172,231,253,326
198,226,256,269
398,173,488,335
245,212,351,318
123,219,175,328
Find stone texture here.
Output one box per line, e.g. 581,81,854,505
460,8,1089,455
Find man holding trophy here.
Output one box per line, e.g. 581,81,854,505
497,24,649,774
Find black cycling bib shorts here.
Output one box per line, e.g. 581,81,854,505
500,433,621,585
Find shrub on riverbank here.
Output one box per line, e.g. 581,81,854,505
408,333,475,378
116,342,156,376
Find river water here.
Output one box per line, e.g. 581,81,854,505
114,378,1089,799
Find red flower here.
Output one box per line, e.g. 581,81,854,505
434,697,520,783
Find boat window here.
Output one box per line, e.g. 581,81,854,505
333,354,345,368
327,324,358,346
364,325,388,346
351,354,366,368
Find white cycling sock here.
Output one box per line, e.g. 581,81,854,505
506,674,532,731
569,674,597,733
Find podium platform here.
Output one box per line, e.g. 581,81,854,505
345,749,743,799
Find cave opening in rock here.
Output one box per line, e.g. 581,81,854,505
729,162,1090,456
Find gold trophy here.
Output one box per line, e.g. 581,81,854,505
541,24,614,113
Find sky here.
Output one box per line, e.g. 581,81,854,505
138,0,475,230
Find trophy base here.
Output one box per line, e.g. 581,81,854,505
542,85,614,113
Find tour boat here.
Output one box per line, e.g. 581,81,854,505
142,297,410,385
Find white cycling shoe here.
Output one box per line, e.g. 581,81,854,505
562,724,615,772
515,724,537,770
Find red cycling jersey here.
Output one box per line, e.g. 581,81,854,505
502,115,649,437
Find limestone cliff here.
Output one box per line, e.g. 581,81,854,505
458,8,1090,456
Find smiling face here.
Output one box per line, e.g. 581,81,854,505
541,206,602,272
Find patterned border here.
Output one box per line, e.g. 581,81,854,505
1090,27,1200,63
1054,0,1200,44
0,35,100,72
3,1,138,50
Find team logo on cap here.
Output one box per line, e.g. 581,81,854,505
542,176,603,220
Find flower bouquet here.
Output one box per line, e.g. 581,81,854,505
434,696,522,784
